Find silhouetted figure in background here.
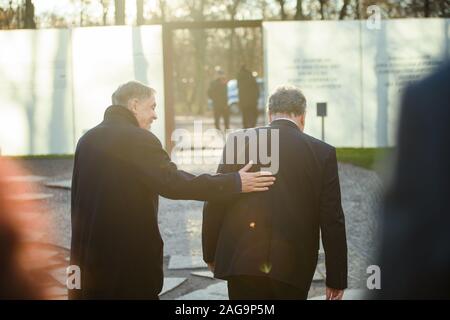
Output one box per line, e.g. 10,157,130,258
208,69,229,130
376,63,450,299
237,65,259,128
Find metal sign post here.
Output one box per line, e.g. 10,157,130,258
316,102,327,141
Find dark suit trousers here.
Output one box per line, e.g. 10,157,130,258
213,105,229,130
227,276,309,300
241,104,258,128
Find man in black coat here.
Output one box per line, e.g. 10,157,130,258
202,86,348,300
237,65,259,129
208,69,229,130
376,63,450,299
69,81,275,299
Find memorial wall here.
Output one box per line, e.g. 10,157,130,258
264,18,449,147
0,29,74,155
0,25,165,156
1,19,448,154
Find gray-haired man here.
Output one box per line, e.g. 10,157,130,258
70,81,275,299
203,86,348,300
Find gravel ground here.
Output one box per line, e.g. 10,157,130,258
12,155,383,299
15,158,73,249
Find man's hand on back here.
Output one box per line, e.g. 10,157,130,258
326,287,344,300
239,161,276,193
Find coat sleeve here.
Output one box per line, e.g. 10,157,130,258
319,148,348,290
131,131,241,201
202,145,240,263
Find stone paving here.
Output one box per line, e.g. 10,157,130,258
8,116,383,300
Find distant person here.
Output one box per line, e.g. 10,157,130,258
237,66,259,128
376,63,450,299
202,86,348,300
208,68,229,130
70,81,275,299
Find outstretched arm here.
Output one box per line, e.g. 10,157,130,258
131,132,274,201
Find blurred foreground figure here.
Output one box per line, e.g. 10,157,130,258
0,159,49,299
377,63,450,299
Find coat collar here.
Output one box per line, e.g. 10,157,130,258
103,105,139,127
270,118,300,131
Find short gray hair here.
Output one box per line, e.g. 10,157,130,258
111,81,155,106
268,85,306,115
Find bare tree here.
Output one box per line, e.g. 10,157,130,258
355,0,361,19
295,0,305,20
277,0,287,20
319,0,326,20
24,0,35,28
440,0,450,17
136,0,144,25
114,0,125,25
159,0,166,22
339,0,351,20
226,0,242,76
100,0,110,25
79,0,92,26
185,0,208,114
0,1,15,29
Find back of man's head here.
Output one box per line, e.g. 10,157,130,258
111,81,155,107
268,86,306,116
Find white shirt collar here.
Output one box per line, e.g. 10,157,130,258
271,117,298,126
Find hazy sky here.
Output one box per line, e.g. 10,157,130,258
34,0,74,15
30,0,146,26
